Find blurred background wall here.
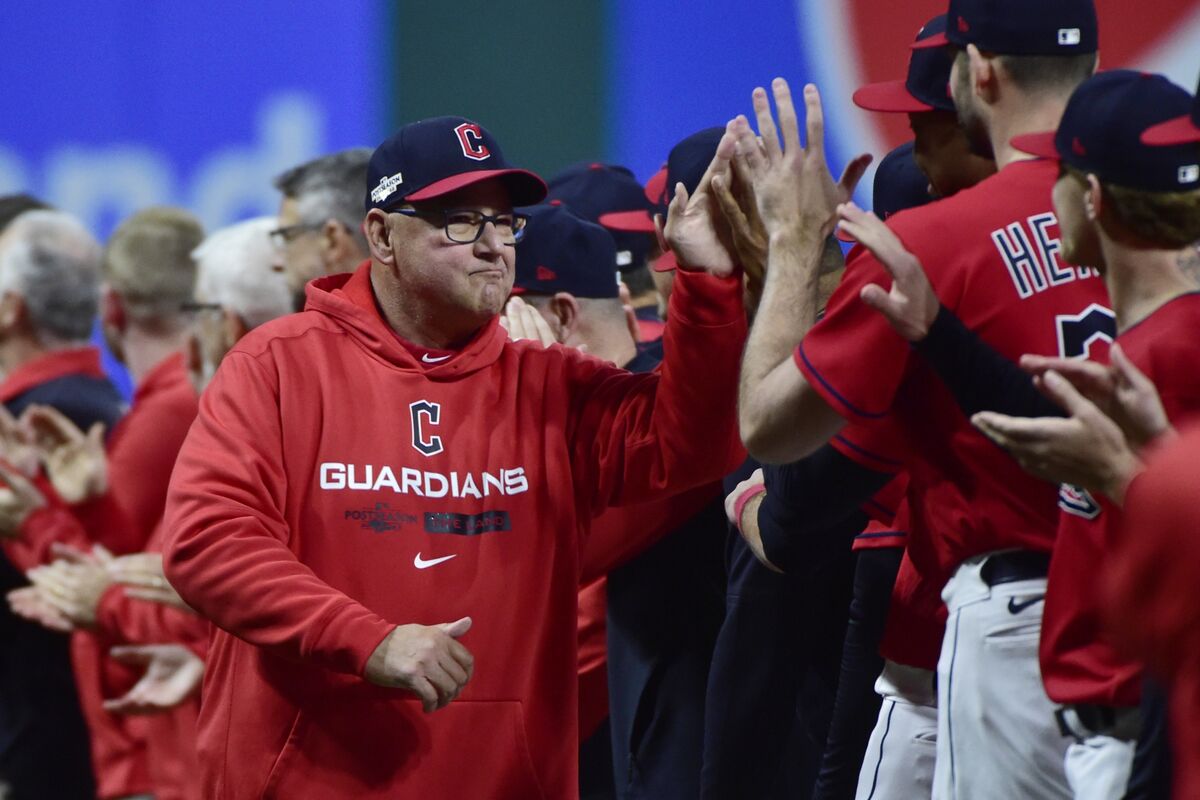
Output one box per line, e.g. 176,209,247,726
2,0,1199,388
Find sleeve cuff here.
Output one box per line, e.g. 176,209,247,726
309,602,397,677
667,268,744,328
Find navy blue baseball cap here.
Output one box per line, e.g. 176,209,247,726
913,0,1097,56
854,16,956,113
651,128,724,272
546,162,655,272
838,141,933,242
365,116,547,212
1142,72,1200,146
512,204,620,299
1011,71,1200,193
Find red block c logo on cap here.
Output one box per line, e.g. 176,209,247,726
455,123,491,161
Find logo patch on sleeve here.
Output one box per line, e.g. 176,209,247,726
1058,484,1100,519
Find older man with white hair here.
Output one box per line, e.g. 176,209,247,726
0,208,124,800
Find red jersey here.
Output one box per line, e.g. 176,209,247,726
1041,292,1200,706
796,159,1110,586
1105,422,1200,800
162,262,746,800
877,500,947,671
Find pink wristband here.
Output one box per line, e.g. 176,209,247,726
732,483,767,533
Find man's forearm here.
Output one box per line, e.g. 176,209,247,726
738,232,834,453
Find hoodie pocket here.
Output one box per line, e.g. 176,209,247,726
261,696,547,800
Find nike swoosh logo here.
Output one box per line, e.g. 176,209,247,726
414,553,457,569
421,354,451,363
1007,594,1045,615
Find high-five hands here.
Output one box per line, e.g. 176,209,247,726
837,202,939,341
658,131,739,276
730,78,871,242
365,617,475,713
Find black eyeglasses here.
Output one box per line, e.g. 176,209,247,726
180,301,223,314
392,208,529,245
268,222,322,248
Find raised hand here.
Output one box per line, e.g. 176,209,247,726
109,552,192,612
499,296,560,347
0,459,47,539
364,617,475,712
7,585,74,633
103,644,205,715
971,370,1143,503
731,78,871,241
26,555,113,628
1020,343,1171,449
838,202,939,341
659,132,739,276
23,405,107,504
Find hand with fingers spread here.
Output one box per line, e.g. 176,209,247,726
27,554,113,628
971,369,1143,503
838,202,939,341
23,405,107,504
500,296,560,347
1020,343,1171,449
0,458,47,539
711,160,768,287
7,585,75,633
657,133,739,276
103,644,205,715
732,78,871,242
364,617,475,712
109,552,192,612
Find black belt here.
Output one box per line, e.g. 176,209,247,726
1056,703,1142,742
980,551,1051,586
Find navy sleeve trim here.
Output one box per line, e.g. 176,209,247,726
798,342,889,419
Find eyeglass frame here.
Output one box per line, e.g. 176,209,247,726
390,207,530,245
268,221,324,248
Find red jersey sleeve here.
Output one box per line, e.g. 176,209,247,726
162,352,394,677
795,244,914,420
568,268,747,513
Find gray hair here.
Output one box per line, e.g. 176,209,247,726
192,217,292,330
273,148,371,250
0,210,102,345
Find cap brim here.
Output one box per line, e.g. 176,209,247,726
835,225,857,244
599,209,657,233
644,166,669,205
1010,132,1060,160
853,81,935,113
1141,115,1200,146
652,250,678,273
405,168,548,206
911,31,950,49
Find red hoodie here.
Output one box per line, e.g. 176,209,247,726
163,262,745,799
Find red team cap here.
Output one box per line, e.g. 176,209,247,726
913,0,1098,56
1011,71,1200,193
852,15,956,114
1141,72,1200,146
365,116,547,211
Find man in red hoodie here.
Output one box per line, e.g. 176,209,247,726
162,116,747,799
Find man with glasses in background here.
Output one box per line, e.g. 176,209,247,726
163,115,747,799
271,147,372,310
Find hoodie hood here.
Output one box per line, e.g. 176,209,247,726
303,261,508,381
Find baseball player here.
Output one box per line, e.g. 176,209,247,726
841,70,1200,798
161,116,746,799
734,0,1110,796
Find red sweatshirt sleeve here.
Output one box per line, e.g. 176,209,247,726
2,502,90,571
569,268,747,513
95,588,209,653
162,353,394,677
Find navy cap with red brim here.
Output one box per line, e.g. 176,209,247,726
853,80,936,113
912,32,949,49
405,168,547,206
1141,114,1200,146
